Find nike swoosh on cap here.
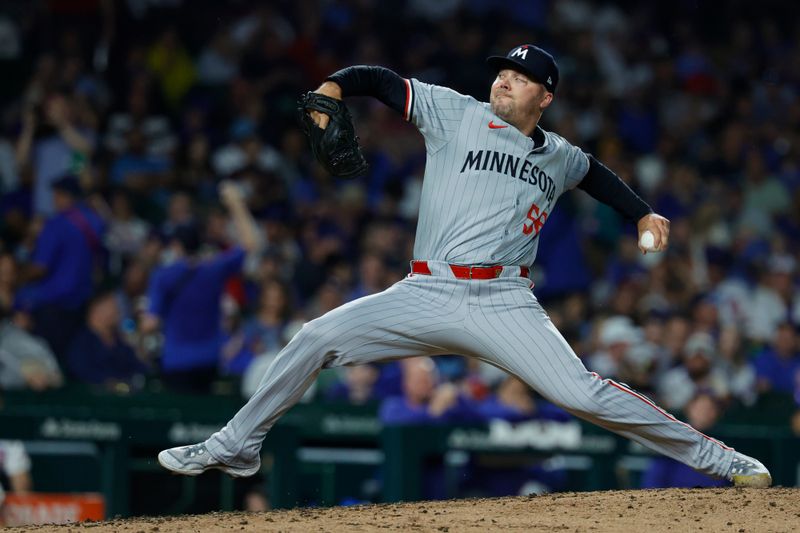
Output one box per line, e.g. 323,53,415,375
488,121,507,129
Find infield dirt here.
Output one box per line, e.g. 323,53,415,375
8,487,799,532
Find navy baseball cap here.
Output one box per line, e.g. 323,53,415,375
487,44,559,93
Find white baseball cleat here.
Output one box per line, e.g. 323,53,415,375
157,443,260,478
727,452,772,488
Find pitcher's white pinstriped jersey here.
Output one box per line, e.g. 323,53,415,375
403,79,589,266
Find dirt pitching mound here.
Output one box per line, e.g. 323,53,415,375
9,487,799,533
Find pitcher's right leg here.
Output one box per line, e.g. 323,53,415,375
159,274,469,475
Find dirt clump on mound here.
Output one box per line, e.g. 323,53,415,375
10,487,799,533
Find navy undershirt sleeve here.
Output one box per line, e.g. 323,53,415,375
326,66,407,115
577,154,653,222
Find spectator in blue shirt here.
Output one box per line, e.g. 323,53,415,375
15,175,105,360
109,127,171,189
66,290,149,389
325,364,382,405
240,279,293,357
641,392,729,488
140,182,262,394
379,357,479,500
477,376,571,423
379,357,479,425
752,322,800,395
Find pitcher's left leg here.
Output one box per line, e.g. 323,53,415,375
464,280,768,485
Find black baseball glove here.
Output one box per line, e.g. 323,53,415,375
297,92,369,179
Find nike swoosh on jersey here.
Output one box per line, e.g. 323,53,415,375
488,121,507,129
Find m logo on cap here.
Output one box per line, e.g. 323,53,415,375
510,47,528,60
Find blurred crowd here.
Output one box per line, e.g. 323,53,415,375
1,0,800,494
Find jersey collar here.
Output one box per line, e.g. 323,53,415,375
530,125,547,150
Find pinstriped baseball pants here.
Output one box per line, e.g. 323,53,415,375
205,265,735,478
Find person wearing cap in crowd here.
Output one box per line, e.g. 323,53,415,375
656,332,730,411
15,174,105,361
65,290,149,389
140,182,262,394
586,316,641,380
618,342,660,397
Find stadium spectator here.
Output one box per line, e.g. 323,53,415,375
617,342,660,397
103,79,176,159
304,278,346,320
15,87,96,216
660,315,692,370
751,322,800,395
347,252,389,301
746,255,800,343
212,124,284,179
14,175,105,360
477,376,570,423
146,28,196,110
109,126,171,189
241,279,294,358
100,189,151,272
174,134,217,203
379,357,481,501
656,332,730,412
196,30,240,87
379,357,479,425
586,316,640,380
717,326,757,407
325,364,382,405
742,150,791,222
462,376,571,497
707,248,750,330
219,294,252,377
690,295,721,337
0,305,62,391
240,319,315,401
65,290,149,389
140,182,262,394
114,260,152,353
160,191,196,239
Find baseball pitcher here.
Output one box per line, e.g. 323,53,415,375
158,45,771,489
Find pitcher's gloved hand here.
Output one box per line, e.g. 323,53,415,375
297,92,369,179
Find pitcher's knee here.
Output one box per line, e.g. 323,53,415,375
285,318,342,365
542,372,613,418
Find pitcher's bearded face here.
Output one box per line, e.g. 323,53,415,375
490,68,551,123
490,91,514,119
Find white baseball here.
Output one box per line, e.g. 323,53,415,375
639,230,656,251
